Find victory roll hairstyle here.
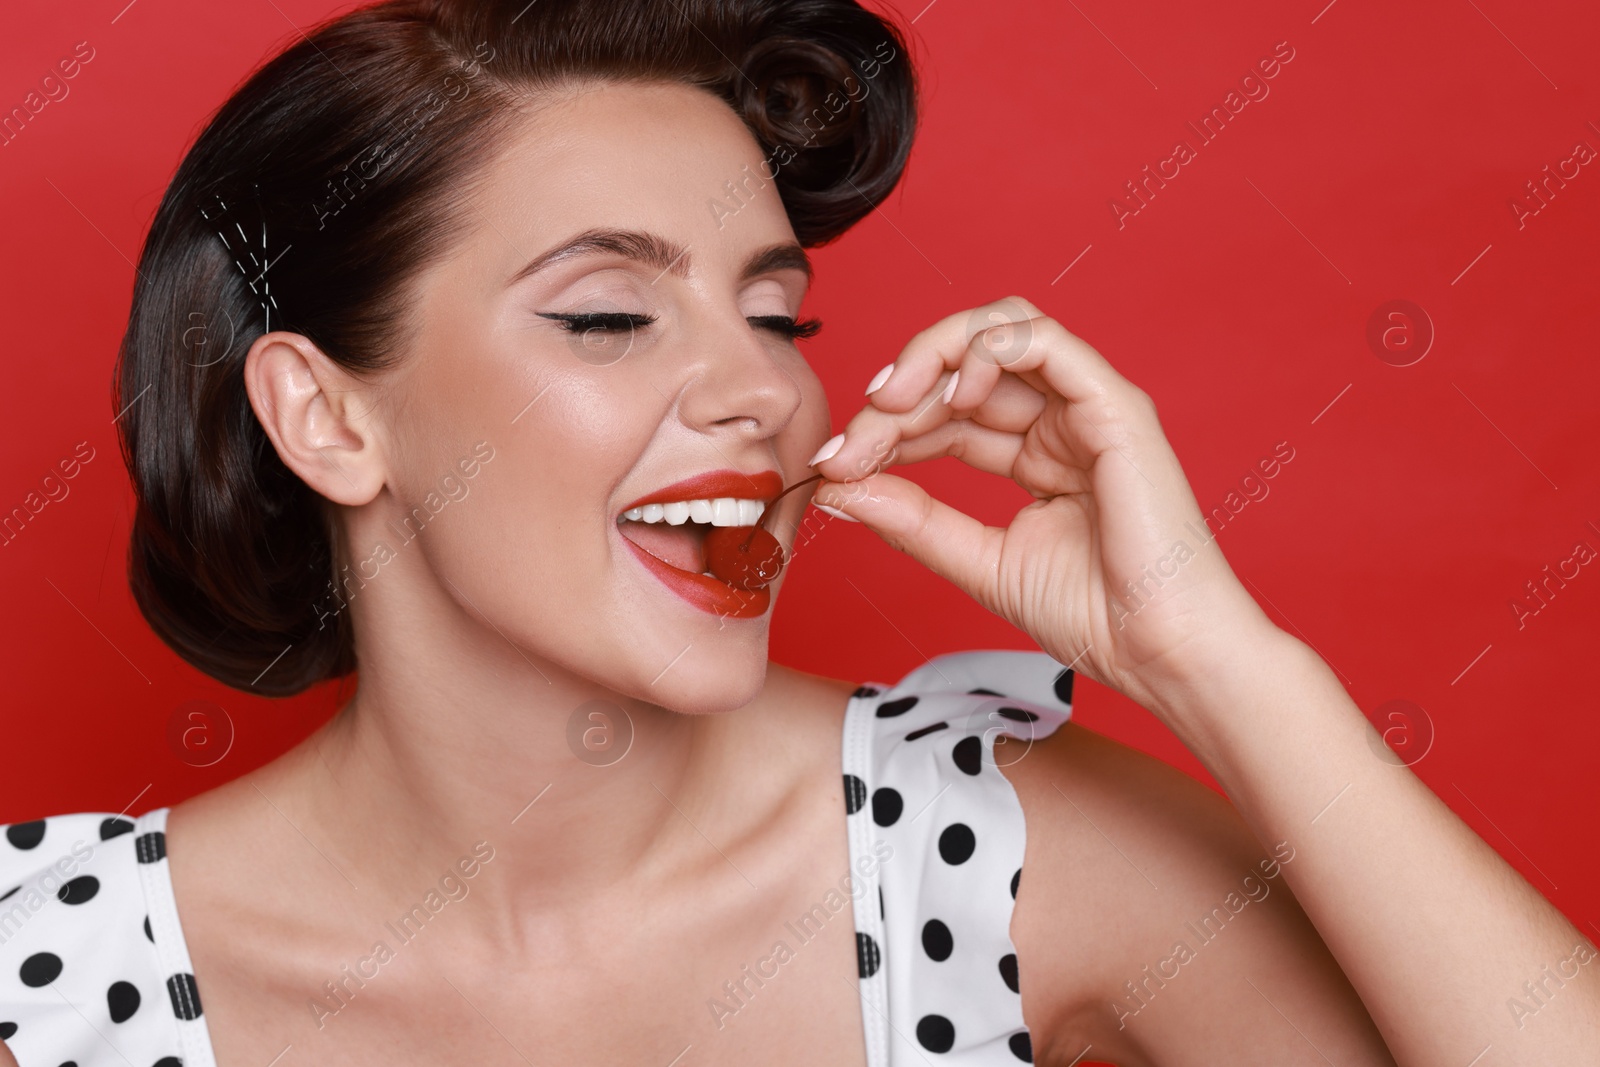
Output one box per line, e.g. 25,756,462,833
114,0,918,695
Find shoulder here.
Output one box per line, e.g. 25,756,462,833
1001,721,1277,1032
1002,717,1395,1063
0,809,191,1067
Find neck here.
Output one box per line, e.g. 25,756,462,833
260,560,799,943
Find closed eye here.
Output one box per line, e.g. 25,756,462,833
538,311,655,334
538,311,822,340
749,315,822,340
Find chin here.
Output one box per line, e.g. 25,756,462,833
640,644,772,716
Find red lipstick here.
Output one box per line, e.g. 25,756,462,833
620,539,773,619
616,469,785,620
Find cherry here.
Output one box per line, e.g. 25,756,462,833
704,525,785,590
703,474,823,590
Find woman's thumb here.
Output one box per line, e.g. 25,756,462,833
811,472,1001,597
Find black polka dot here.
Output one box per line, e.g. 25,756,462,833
0,1022,15,1040
153,1059,182,1067
58,1062,77,1067
1009,1030,1033,1061
108,981,141,1023
856,932,880,978
166,973,202,1020
57,876,100,905
921,919,953,961
852,685,881,699
952,735,982,775
875,696,919,718
100,817,135,841
1053,668,1074,704
5,821,45,850
968,687,1004,696
843,774,867,816
143,916,153,942
916,1014,956,1053
19,953,62,987
904,721,948,742
999,953,1019,992
1010,868,1021,898
871,788,903,827
996,706,1038,723
938,823,976,864
135,832,166,864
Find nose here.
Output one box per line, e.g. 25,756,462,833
673,313,804,443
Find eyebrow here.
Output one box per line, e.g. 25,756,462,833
507,228,812,287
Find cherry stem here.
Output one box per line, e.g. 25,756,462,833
739,473,824,550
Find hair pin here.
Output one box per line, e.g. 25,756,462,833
199,186,288,333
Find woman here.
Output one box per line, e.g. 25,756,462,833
1,0,1593,1064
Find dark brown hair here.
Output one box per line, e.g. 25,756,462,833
115,0,917,696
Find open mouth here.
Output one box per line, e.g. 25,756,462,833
613,470,786,619
616,496,770,578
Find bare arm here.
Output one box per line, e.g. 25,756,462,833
1006,720,1398,1066
1137,622,1600,1065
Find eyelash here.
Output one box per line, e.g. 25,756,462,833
537,311,823,340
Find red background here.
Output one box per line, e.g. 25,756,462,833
2,0,1596,978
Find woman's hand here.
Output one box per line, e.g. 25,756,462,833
809,296,1277,710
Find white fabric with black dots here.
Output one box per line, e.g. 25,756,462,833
843,650,1075,1065
0,807,215,1067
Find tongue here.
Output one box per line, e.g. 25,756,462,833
619,521,708,574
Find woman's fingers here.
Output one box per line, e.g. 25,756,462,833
944,315,1155,461
878,419,1092,499
819,298,1157,490
885,419,1026,478
949,371,1049,434
868,296,1137,417
818,355,1047,484
862,297,1034,411
812,470,1005,603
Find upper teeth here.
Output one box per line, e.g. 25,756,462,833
622,498,767,526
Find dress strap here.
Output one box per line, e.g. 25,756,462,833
135,807,220,1067
842,650,1075,1064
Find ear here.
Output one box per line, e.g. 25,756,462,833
243,332,386,507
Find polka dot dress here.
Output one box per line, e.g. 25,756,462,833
843,650,1075,1064
0,807,215,1067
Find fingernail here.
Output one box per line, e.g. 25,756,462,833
864,362,895,396
807,433,845,467
813,503,861,523
941,370,961,404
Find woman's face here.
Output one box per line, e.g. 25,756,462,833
366,80,833,713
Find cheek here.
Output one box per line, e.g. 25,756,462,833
404,412,619,662
789,368,834,460
413,377,655,579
